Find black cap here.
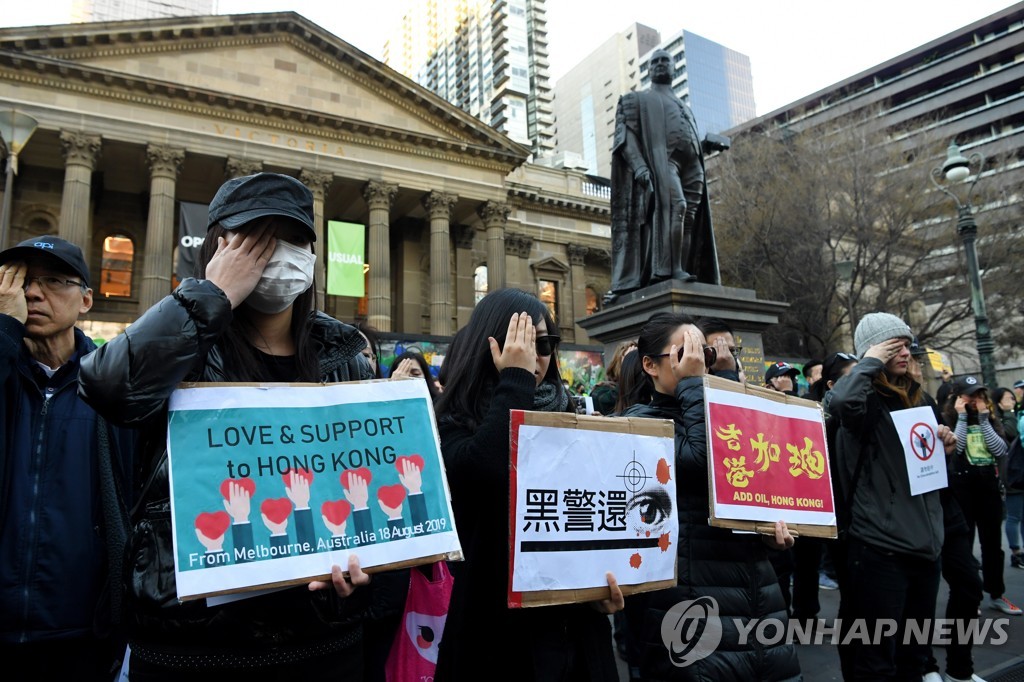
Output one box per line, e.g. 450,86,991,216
1013,380,1024,390
207,173,316,240
802,359,822,378
765,361,799,382
952,375,986,396
0,235,90,286
909,336,928,358
822,352,858,384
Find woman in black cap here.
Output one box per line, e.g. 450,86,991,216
78,173,375,681
941,377,1020,617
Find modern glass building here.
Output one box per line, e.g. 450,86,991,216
639,29,756,139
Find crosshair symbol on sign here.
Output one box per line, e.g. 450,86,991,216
617,450,651,494
909,422,936,461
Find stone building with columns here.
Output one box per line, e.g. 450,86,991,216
0,12,612,344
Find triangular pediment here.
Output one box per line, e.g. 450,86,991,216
0,12,529,167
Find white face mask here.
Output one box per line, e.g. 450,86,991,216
245,239,315,314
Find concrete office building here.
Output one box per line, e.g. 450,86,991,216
383,0,556,160
717,1,1024,380
71,0,215,23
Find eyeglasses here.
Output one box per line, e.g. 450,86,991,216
648,345,718,369
536,335,560,357
23,276,86,293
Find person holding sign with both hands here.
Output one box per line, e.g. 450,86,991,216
619,312,800,681
78,173,375,682
433,288,624,682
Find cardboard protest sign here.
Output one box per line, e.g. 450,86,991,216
166,378,461,601
705,375,837,539
508,410,677,608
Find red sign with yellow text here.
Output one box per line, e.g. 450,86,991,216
705,383,836,530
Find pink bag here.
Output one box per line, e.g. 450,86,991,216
384,561,454,682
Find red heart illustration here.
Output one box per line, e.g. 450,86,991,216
321,499,352,526
282,468,314,488
195,511,231,539
261,497,293,525
395,454,425,475
377,484,407,509
340,467,372,490
219,477,256,501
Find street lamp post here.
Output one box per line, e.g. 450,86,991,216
0,109,40,250
929,141,997,388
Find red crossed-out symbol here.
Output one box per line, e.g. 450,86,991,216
909,422,936,461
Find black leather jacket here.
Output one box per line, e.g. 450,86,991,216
78,278,373,669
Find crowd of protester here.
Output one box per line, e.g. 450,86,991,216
3,172,1022,682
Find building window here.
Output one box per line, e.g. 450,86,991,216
539,279,557,322
585,286,600,316
100,234,133,298
474,265,488,304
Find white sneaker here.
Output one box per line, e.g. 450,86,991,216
942,674,988,682
922,673,943,682
990,595,1022,615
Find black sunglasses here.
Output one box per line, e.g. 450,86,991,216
536,335,560,357
648,345,718,369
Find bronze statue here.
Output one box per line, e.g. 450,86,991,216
606,49,720,304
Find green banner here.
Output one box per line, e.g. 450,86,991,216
327,220,365,297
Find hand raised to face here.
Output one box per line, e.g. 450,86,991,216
205,223,276,309
489,311,537,374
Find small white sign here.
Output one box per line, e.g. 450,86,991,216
890,406,948,496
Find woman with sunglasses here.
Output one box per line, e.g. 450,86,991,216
432,288,623,682
619,312,800,681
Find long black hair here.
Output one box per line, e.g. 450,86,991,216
632,312,697,396
198,223,320,381
613,349,650,414
434,288,562,429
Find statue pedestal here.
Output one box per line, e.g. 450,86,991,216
576,279,789,385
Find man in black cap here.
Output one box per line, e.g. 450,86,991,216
0,236,136,679
765,361,800,396
1013,379,1024,416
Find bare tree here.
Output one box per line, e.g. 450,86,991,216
707,110,1024,363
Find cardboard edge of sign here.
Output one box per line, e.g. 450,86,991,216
704,374,839,541
509,411,677,608
180,550,464,602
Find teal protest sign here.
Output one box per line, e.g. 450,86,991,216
167,379,460,600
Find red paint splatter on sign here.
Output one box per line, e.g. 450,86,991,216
658,533,672,552
656,458,672,484
629,552,642,569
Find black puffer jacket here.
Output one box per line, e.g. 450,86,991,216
77,278,373,669
622,377,801,682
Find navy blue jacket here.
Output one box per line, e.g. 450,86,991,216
0,313,136,645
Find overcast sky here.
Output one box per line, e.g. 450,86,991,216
4,0,1017,115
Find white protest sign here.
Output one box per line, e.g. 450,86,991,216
509,411,677,607
889,405,948,495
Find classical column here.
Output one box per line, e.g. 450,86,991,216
478,201,510,293
504,233,533,290
58,131,101,251
568,244,589,344
423,191,457,335
454,225,477,328
139,144,185,313
362,181,398,332
299,169,334,307
225,157,263,179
